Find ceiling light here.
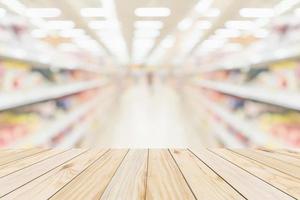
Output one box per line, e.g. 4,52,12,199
46,20,75,29
88,20,118,29
134,20,164,29
240,8,274,18
195,20,212,29
0,8,6,17
161,35,175,48
215,29,241,38
135,7,171,17
80,8,106,17
203,8,220,17
26,8,61,18
195,0,213,13
225,20,257,30
134,29,160,38
274,0,300,16
178,18,193,31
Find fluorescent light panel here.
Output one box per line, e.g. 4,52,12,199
196,20,212,29
178,18,193,31
80,8,106,17
134,29,160,38
88,20,118,29
161,35,175,48
26,8,61,18
195,0,213,13
46,20,75,29
203,8,220,17
135,7,171,17
225,20,257,30
215,29,241,38
240,8,274,18
134,20,164,29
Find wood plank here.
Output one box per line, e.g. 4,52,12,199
190,148,294,200
0,149,65,178
50,149,128,200
234,149,300,179
0,149,85,197
2,149,108,200
212,149,300,199
0,149,46,166
100,149,148,200
170,149,245,200
0,149,30,156
146,149,195,200
256,149,300,167
268,149,300,160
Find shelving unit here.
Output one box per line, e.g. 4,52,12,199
0,80,108,111
195,79,300,111
195,92,286,148
9,94,103,148
201,44,300,72
0,51,99,73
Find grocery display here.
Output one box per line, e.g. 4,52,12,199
0,0,300,150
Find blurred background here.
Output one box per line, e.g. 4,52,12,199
0,0,300,149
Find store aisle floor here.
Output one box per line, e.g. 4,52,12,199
93,81,207,148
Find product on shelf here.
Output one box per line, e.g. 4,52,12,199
201,88,300,148
0,89,99,147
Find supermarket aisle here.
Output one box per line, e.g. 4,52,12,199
94,80,206,148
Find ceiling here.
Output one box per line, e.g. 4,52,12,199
1,0,299,68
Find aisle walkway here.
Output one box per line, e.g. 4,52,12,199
94,80,207,148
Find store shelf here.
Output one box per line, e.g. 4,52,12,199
55,116,93,148
195,79,300,111
10,95,101,148
0,80,108,111
197,94,285,148
208,117,247,148
0,50,97,72
203,44,300,72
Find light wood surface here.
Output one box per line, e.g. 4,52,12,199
0,149,298,200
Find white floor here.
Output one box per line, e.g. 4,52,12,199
93,80,210,148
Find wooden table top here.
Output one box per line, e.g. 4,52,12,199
0,149,299,200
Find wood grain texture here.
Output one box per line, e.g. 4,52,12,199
274,150,300,159
170,149,245,200
0,149,46,166
100,149,148,200
190,148,294,200
0,149,84,197
234,149,300,179
0,149,298,200
2,149,108,200
256,149,300,167
50,149,128,200
212,149,300,199
0,149,64,178
146,149,195,200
